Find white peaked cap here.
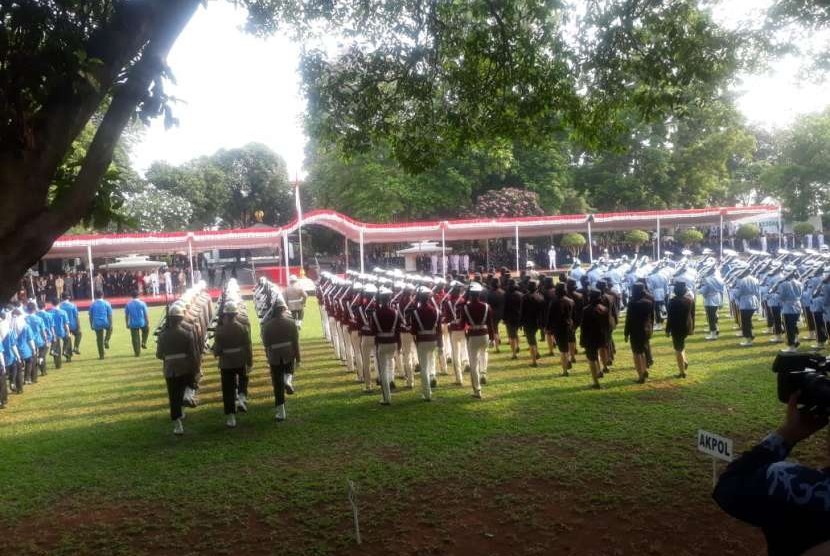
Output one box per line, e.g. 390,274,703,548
468,282,484,293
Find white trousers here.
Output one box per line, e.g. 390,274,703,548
449,330,469,383
360,336,376,390
467,335,487,394
350,330,363,381
439,324,450,373
376,342,397,403
395,333,415,386
415,341,437,400
321,306,330,341
329,318,341,360
343,325,356,373
339,323,351,366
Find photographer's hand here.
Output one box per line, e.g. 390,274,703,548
776,393,829,447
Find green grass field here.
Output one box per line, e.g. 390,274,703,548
1,298,825,555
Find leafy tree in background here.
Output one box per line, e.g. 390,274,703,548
760,109,830,221
624,230,650,253
0,0,763,297
676,228,704,246
560,233,587,258
736,224,761,242
120,187,193,233
792,221,816,237
147,143,292,228
466,188,545,218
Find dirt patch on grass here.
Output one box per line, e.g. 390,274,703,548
341,475,763,556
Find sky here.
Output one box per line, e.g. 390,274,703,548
130,1,830,179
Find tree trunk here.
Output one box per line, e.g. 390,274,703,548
0,0,201,300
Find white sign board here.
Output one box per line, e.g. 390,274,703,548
697,430,734,462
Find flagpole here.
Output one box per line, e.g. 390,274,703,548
295,175,304,276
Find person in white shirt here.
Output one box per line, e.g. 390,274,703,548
548,246,557,270
163,269,173,296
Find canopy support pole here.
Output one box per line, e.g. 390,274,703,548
719,213,724,259
778,205,784,251
515,225,520,271
359,229,365,274
656,217,661,260
297,227,304,276
283,232,290,287
87,244,95,298
485,239,490,270
441,225,447,276
587,219,593,264
187,236,195,287
344,236,349,271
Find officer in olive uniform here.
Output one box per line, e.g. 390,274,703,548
212,301,253,428
261,297,301,422
156,304,200,435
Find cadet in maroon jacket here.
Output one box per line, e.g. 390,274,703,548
442,281,469,385
371,287,401,405
411,286,443,400
462,282,495,398
358,284,378,393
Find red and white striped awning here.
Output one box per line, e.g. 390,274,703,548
45,205,779,258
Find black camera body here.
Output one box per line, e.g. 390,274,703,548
773,353,830,412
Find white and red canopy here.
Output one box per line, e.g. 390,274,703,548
45,205,779,259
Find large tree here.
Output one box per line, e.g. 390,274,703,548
0,0,746,297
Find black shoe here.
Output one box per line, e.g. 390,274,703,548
141,344,147,349
390,381,397,390
430,377,437,388
285,384,295,395
480,376,487,385
463,364,470,374
684,361,689,370
379,401,390,406
104,342,110,350
73,349,80,355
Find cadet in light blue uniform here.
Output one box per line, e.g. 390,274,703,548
777,266,803,352
647,270,668,328
569,261,585,283
764,266,784,342
47,300,70,369
89,291,113,359
808,271,828,348
125,291,150,357
25,301,48,380
60,293,82,355
1,309,20,397
38,305,55,371
12,307,35,392
700,268,726,340
735,269,761,346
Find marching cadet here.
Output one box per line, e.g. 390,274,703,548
541,276,557,356
37,302,54,376
487,278,505,353
212,301,253,428
735,267,761,347
665,281,694,378
358,283,378,393
156,304,199,435
778,265,803,352
565,279,584,365
12,307,35,389
700,267,726,340
371,287,401,405
462,282,495,398
285,275,308,330
24,302,47,382
59,293,81,355
764,264,785,343
261,296,300,422
0,317,7,408
623,283,653,383
347,282,365,382
89,291,113,359
810,270,829,350
1,308,20,398
646,268,668,330
596,280,618,374
520,280,546,367
546,283,574,376
442,281,469,384
125,291,150,357
46,299,70,368
412,286,442,400
392,283,416,388
581,289,611,389
503,279,523,359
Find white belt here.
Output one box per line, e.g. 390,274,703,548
376,332,395,338
223,347,242,354
469,325,488,331
270,342,291,349
165,353,187,361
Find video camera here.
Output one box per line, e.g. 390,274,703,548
773,352,830,412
